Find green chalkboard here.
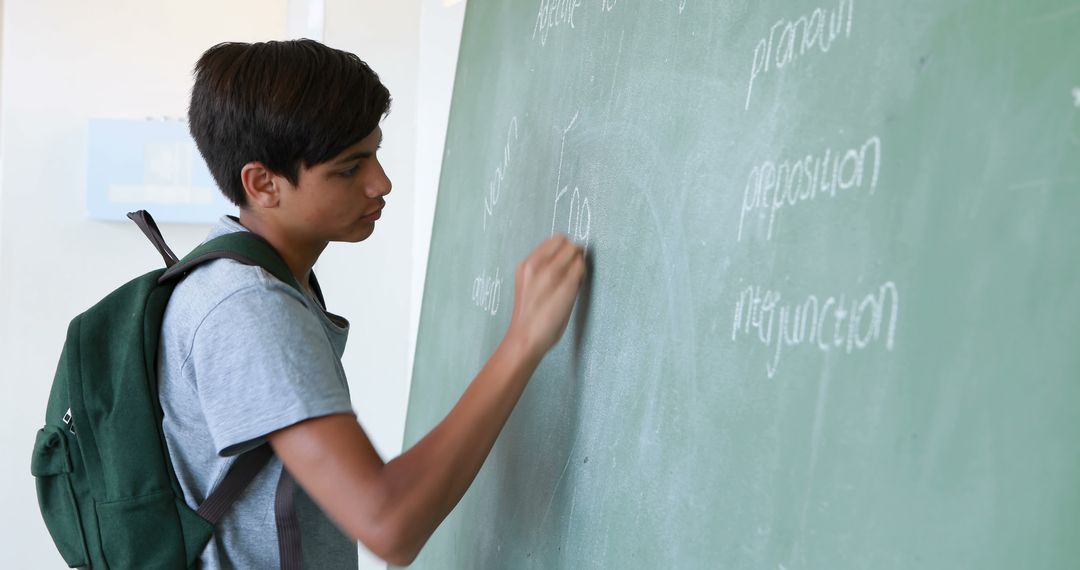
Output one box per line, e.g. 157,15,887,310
403,0,1080,567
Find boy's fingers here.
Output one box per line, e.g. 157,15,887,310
566,253,587,286
552,252,586,298
552,242,584,274
548,238,578,265
534,234,569,261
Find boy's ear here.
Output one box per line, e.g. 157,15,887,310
240,161,280,208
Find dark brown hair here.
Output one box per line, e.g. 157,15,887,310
188,39,391,207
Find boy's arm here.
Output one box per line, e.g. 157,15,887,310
268,235,586,566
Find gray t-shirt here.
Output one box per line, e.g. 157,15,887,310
158,216,358,569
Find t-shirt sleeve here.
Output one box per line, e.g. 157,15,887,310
186,283,354,457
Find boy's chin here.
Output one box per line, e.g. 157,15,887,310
342,224,376,243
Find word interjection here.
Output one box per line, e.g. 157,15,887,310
731,280,899,378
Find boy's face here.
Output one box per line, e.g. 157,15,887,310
278,127,391,244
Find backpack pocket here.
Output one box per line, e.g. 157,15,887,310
95,491,187,569
31,425,89,568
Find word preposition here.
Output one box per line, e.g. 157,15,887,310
738,135,882,241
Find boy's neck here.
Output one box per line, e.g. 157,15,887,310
236,210,327,293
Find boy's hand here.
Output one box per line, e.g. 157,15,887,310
506,234,587,360
272,235,585,564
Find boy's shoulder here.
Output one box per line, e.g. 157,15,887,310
164,217,314,332
177,255,299,308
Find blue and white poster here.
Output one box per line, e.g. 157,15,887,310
86,118,236,223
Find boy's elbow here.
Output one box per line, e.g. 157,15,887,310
355,518,421,567
381,546,420,567
371,537,419,568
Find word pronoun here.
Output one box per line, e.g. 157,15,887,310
746,0,855,110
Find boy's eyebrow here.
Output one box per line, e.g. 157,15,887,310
332,152,368,166
331,136,384,166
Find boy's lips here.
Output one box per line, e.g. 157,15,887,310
361,204,384,221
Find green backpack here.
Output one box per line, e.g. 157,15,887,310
32,211,306,569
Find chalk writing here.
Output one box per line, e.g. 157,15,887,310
746,0,855,110
550,111,593,248
537,0,686,46
1072,87,1080,107
604,0,688,13
472,267,504,316
482,116,520,233
534,0,583,47
738,135,882,241
554,185,593,247
731,280,900,378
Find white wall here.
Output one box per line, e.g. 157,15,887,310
410,0,467,376
0,1,466,568
0,0,5,267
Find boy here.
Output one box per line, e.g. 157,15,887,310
160,39,585,568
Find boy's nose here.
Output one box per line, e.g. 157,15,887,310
369,166,392,198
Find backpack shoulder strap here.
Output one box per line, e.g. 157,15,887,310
158,231,303,293
196,444,273,524
139,217,306,569
129,209,312,301
127,210,180,267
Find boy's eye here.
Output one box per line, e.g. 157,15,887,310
339,165,359,177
